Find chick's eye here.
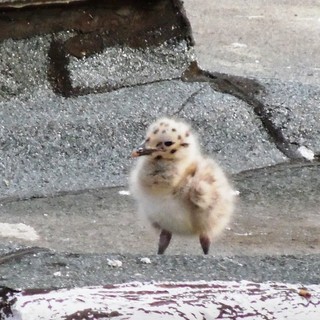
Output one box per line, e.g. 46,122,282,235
164,141,174,147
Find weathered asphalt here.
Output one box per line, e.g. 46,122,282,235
0,161,319,289
0,0,319,289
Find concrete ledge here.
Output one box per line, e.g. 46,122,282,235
0,0,319,202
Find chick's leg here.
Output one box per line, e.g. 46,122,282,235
158,229,172,254
199,235,211,255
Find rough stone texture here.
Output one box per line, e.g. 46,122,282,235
258,79,320,154
0,80,207,200
0,76,292,200
0,164,319,257
1,59,319,200
69,41,194,89
1,32,300,200
1,0,319,202
177,84,286,173
0,249,320,288
0,36,50,99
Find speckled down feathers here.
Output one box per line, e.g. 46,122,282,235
130,118,234,250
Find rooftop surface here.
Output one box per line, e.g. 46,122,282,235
0,0,319,290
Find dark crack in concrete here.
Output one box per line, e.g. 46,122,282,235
172,85,206,116
0,247,49,265
182,61,299,159
47,38,73,98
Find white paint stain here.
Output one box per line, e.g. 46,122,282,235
232,190,240,196
231,42,248,49
0,223,39,241
298,146,314,161
235,232,253,236
118,190,131,196
140,257,151,264
53,271,62,277
107,259,122,268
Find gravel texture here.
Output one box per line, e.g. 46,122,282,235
177,84,287,173
0,249,319,289
258,79,320,153
0,163,318,257
0,36,51,100
69,40,194,88
1,30,319,201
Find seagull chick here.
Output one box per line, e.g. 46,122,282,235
130,118,234,254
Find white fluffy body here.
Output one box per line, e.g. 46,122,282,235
130,118,234,251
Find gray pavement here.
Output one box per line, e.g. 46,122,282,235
0,0,319,290
0,162,319,256
1,251,320,289
185,0,320,85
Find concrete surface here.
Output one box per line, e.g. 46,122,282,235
0,163,319,256
185,0,320,85
1,1,320,201
1,251,319,289
0,0,319,290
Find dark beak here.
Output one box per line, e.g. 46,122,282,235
131,142,157,157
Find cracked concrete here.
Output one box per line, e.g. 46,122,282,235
182,62,319,159
258,79,320,153
1,33,319,199
0,0,319,291
174,83,287,173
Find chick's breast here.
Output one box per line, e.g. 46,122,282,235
130,159,195,234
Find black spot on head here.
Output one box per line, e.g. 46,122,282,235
145,137,150,143
156,142,162,147
162,130,166,134
164,141,173,147
177,135,182,140
185,132,190,137
170,149,177,154
172,128,176,132
153,129,159,134
181,143,189,147
155,155,163,160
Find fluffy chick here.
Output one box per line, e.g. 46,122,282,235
130,118,234,254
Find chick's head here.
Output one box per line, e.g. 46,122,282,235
132,118,199,161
